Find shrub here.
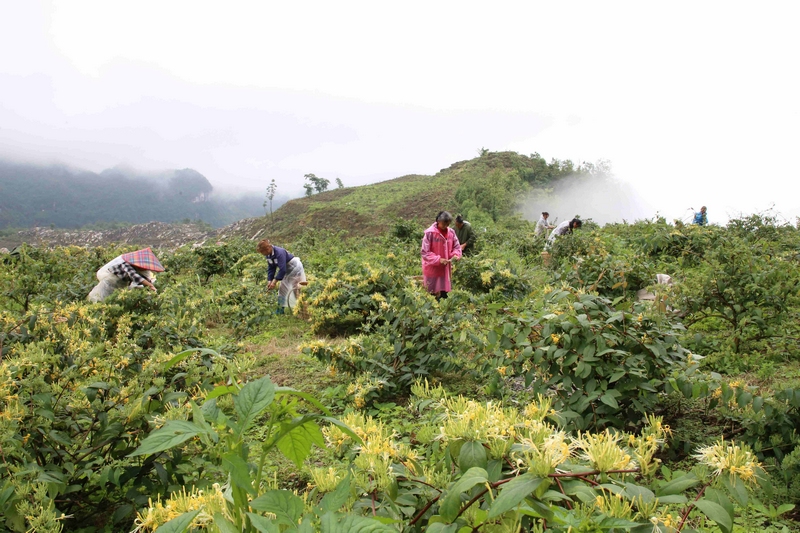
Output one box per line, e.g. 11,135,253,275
485,288,694,430
0,304,236,531
304,289,483,405
306,259,408,336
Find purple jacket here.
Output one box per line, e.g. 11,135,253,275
265,246,295,281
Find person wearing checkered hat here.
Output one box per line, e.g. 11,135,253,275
87,248,164,302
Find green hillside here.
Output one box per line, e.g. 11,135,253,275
239,151,588,241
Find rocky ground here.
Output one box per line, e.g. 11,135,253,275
0,218,263,250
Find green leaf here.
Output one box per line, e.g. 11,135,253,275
154,509,201,533
320,513,398,533
597,516,641,528
439,467,489,522
751,396,764,413
247,513,280,533
165,348,220,370
320,475,352,513
657,494,688,504
129,421,202,457
206,385,239,400
234,377,276,434
222,451,255,495
720,472,748,507
486,459,503,482
275,386,332,415
276,419,325,468
599,392,619,409
622,483,655,503
694,499,733,533
321,416,363,445
425,523,459,533
213,513,239,533
776,503,795,515
458,440,487,473
737,391,753,408
250,490,304,525
656,473,700,496
488,473,544,519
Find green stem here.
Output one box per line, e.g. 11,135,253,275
253,409,279,491
677,482,710,532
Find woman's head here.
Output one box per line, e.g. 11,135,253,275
569,218,582,230
256,239,273,256
542,211,549,219
435,211,453,230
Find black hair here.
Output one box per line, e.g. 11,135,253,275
455,214,464,224
436,211,453,223
542,212,549,216
570,218,582,229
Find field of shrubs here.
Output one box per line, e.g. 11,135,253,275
1,212,799,532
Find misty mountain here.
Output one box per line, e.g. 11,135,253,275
0,161,277,229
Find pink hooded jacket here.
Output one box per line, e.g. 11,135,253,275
421,222,462,294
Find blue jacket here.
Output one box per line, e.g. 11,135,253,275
693,211,707,226
265,246,295,281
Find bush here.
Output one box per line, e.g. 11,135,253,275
0,304,235,530
391,218,422,242
304,289,483,406
486,289,694,430
306,259,408,336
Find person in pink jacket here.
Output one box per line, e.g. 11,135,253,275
421,211,462,299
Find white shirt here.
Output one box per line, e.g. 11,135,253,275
535,216,550,236
548,220,572,242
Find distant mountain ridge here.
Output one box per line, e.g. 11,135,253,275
0,160,268,229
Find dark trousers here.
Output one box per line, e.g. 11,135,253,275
435,291,448,301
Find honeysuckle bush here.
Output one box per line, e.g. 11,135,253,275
128,370,381,533
548,231,656,299
293,381,772,533
659,372,800,505
483,286,696,431
0,243,97,313
0,299,245,531
452,256,534,298
126,357,798,533
305,258,410,336
304,288,486,406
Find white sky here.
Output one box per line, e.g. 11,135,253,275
1,1,799,223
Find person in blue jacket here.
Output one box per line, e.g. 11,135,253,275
693,206,708,226
256,239,307,314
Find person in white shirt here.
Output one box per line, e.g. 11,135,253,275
546,218,583,248
535,211,555,237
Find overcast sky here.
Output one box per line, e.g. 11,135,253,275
2,1,799,224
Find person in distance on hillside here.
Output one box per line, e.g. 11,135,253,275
454,214,476,256
693,206,708,226
534,211,555,238
256,239,308,314
421,211,462,300
87,247,163,302
546,218,582,248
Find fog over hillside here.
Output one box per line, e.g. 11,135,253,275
519,173,653,226
0,159,277,229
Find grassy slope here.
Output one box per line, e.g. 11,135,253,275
228,151,542,241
